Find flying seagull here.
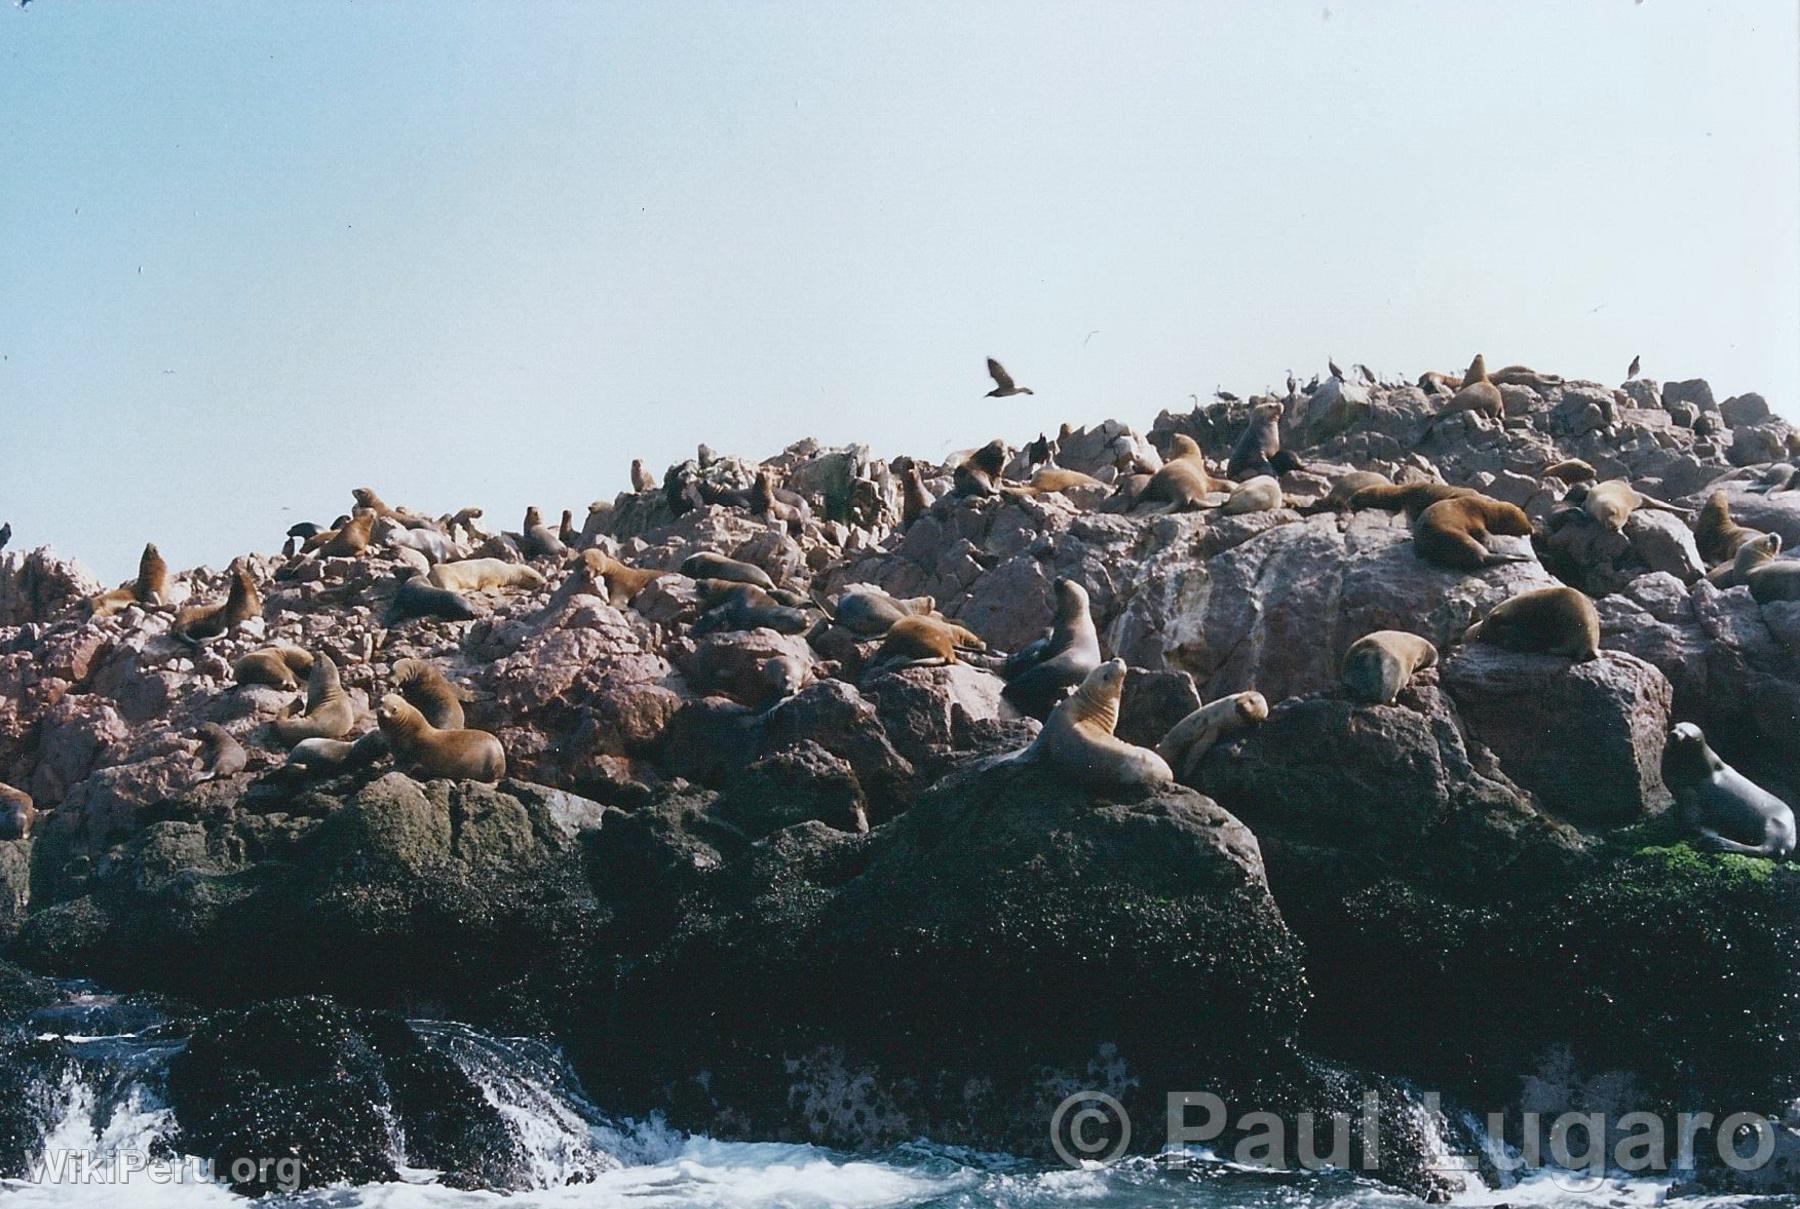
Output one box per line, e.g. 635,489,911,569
985,358,1033,397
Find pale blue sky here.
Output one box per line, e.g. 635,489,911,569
3,1,1797,583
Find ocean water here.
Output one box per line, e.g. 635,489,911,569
2,987,1790,1209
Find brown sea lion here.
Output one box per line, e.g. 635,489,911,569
1010,659,1173,790
1341,631,1439,704
0,782,39,841
1132,435,1219,511
1464,585,1600,660
1219,475,1283,515
232,645,315,691
1413,495,1536,571
1226,400,1289,479
813,586,936,637
91,541,172,617
271,653,357,743
1155,690,1268,780
1001,579,1103,717
630,459,657,493
574,550,667,608
1302,471,1391,515
680,551,776,590
172,561,261,643
1540,458,1597,485
1696,491,1767,564
352,488,431,528
953,440,1012,498
376,693,506,782
1422,354,1503,434
1706,532,1781,588
194,723,248,779
869,614,987,670
1578,479,1694,531
392,658,466,729
1348,481,1477,522
901,464,934,527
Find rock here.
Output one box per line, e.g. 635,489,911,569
1663,379,1716,414
1721,392,1772,428
860,662,1015,768
1624,508,1704,582
1441,647,1672,824
1731,423,1789,467
716,741,869,836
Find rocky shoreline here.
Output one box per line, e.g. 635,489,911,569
4,366,1800,1200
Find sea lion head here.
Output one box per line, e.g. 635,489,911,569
1465,354,1487,382
524,506,544,529
1167,434,1203,461
1053,578,1091,621
1662,721,1719,784
1235,691,1270,723
1084,658,1128,708
970,440,1008,476
353,488,381,509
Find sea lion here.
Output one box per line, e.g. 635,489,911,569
194,723,247,779
376,693,506,782
1341,631,1439,705
1540,458,1597,485
984,357,1033,397
1706,532,1781,588
1696,491,1766,564
1488,365,1565,391
868,614,987,670
1412,495,1535,570
377,518,459,564
1155,690,1269,780
316,510,377,558
680,552,776,590
576,550,667,608
286,729,389,772
90,541,171,617
1302,471,1390,515
1347,481,1476,522
901,465,934,527
1132,434,1219,511
1463,585,1600,660
1578,479,1693,531
630,458,657,493
756,653,811,708
0,782,39,841
392,658,466,729
171,561,261,644
1422,354,1503,434
1220,475,1283,516
388,568,480,623
1001,578,1103,717
813,586,936,637
1226,401,1289,479
352,488,431,528
521,507,568,559
441,507,489,543
232,645,315,691
1747,556,1800,605
1025,465,1107,495
953,440,1011,498
690,580,812,636
1011,660,1173,790
558,509,578,547
271,653,357,743
1663,723,1795,859
428,558,547,593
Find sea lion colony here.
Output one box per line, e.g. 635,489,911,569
1,356,1796,857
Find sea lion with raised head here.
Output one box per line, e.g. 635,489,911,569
680,551,776,590
352,488,431,528
1422,354,1503,434
172,561,261,644
232,645,315,691
316,510,377,558
630,459,657,493
575,550,666,608
1011,659,1173,790
1156,690,1268,780
1226,401,1299,479
194,723,248,779
392,658,466,729
953,440,1012,499
1663,723,1795,859
1696,491,1767,564
1464,585,1600,660
91,542,171,618
1001,578,1103,717
286,729,389,772
1341,631,1439,705
1413,495,1536,570
901,464,934,527
1578,479,1693,531
521,507,568,559
1132,434,1219,512
271,653,357,743
1707,532,1781,588
377,693,506,782
428,558,547,593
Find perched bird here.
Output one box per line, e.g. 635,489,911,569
0,522,10,553
630,458,656,493
1285,371,1298,399
985,358,1034,398
1357,364,1377,385
1215,388,1240,403
1628,354,1641,380
1329,358,1345,382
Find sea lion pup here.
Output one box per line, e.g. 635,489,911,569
630,458,657,493
520,507,568,559
1225,401,1299,479
271,653,357,743
376,518,459,564
1301,470,1391,515
1577,479,1694,531
1663,723,1796,859
1487,365,1564,391
90,541,171,617
812,585,936,637
1341,631,1439,705
1001,578,1103,717
428,558,547,593
1695,491,1767,564
1155,690,1268,781
233,645,315,691
867,614,988,671
194,723,248,779
286,729,389,772
0,782,39,841
1413,495,1536,571
690,580,812,636
388,568,479,624
1131,434,1219,512
680,551,776,590
1464,585,1600,660
1422,354,1504,434
1219,475,1283,516
1540,457,1597,485
900,464,934,527
1706,532,1781,588
1009,660,1173,790
376,693,506,782
172,561,262,644
952,439,1012,498
392,658,466,729
575,550,666,608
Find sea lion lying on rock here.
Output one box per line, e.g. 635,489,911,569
172,561,261,644
681,552,776,590
232,645,314,691
194,723,248,779
377,693,506,783
867,615,988,671
1412,495,1535,571
1131,435,1220,512
1341,631,1438,705
690,580,812,636
1463,586,1599,661
388,569,479,624
813,586,936,637
428,558,546,593
1707,532,1781,588
1156,690,1268,780
1348,481,1475,522
0,782,40,840
1006,659,1172,790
